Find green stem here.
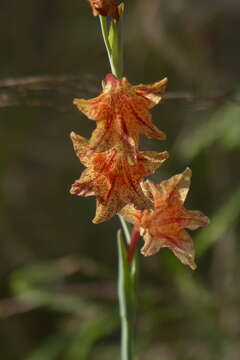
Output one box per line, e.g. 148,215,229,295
117,229,136,360
99,16,116,76
99,11,135,360
99,15,122,78
121,310,133,360
118,215,131,245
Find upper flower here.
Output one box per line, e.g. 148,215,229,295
121,168,209,269
74,74,167,164
70,132,168,223
87,0,119,20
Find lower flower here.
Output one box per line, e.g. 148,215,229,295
120,168,209,269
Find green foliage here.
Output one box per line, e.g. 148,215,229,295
63,313,117,360
179,95,240,159
27,313,117,360
196,185,240,256
27,335,70,360
8,257,118,359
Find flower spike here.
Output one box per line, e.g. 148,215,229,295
70,132,169,223
120,168,209,269
74,74,167,164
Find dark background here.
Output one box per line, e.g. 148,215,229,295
0,1,240,359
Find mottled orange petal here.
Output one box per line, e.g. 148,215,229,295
144,167,192,208
70,131,91,166
185,210,210,230
141,230,197,270
87,0,119,20
70,168,95,197
74,74,167,163
119,204,142,226
133,77,168,108
70,132,168,223
121,168,209,269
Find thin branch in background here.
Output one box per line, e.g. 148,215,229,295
0,74,98,110
0,75,239,110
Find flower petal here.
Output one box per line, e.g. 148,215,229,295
144,167,192,208
133,77,168,107
121,169,209,269
74,74,167,163
70,132,168,223
92,150,169,223
119,204,142,226
166,230,197,270
140,231,164,256
185,210,210,230
141,230,197,270
70,131,91,166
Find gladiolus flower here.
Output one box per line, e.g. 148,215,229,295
87,0,119,20
74,74,167,164
70,132,169,223
121,168,209,269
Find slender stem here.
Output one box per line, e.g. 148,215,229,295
99,11,135,360
99,15,122,78
118,215,131,245
99,16,116,76
117,218,139,360
118,229,135,360
121,312,133,360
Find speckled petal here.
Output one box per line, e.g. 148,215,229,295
121,169,209,269
133,77,168,107
92,150,169,223
166,230,197,270
73,74,167,162
119,204,142,226
140,230,196,270
144,168,192,208
70,131,168,223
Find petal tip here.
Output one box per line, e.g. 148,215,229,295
92,214,105,224
202,215,210,226
184,167,192,178
191,263,197,270
73,98,79,105
160,77,168,88
70,131,76,140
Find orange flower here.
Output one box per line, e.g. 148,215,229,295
121,168,209,269
87,0,119,20
70,132,168,223
74,74,167,164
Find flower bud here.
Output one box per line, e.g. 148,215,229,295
87,0,119,20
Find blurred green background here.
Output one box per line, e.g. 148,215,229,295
0,0,240,359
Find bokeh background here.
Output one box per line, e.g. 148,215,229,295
0,0,240,359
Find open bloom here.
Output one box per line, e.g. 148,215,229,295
70,132,168,223
87,0,119,20
121,168,209,269
74,74,167,164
